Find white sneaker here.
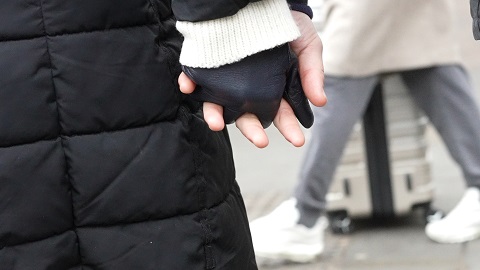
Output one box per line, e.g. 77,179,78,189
425,187,480,243
249,198,328,263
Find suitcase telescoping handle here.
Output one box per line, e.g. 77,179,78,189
363,83,395,218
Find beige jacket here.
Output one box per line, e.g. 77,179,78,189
315,0,461,76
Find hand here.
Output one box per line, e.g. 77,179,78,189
178,11,326,148
289,11,327,108
179,74,304,148
182,44,296,129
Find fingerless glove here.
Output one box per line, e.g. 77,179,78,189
182,44,313,128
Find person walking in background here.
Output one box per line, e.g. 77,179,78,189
472,0,480,39
250,0,480,263
0,0,325,269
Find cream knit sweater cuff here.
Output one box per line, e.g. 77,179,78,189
176,0,300,68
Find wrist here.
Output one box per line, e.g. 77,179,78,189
177,0,300,68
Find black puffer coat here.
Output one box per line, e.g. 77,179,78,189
0,1,271,269
472,0,480,39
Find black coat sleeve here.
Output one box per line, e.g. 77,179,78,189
172,0,307,22
172,0,260,22
287,0,308,4
472,0,480,39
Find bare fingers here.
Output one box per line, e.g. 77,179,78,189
235,113,269,148
290,11,327,107
180,72,303,148
203,103,269,148
203,100,304,148
203,102,225,131
178,72,196,94
274,99,305,147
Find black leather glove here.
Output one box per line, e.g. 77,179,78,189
182,44,314,128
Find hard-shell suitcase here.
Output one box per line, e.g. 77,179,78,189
326,76,441,233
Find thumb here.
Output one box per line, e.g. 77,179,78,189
289,11,327,107
178,72,196,94
294,38,327,107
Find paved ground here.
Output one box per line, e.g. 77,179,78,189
229,3,480,269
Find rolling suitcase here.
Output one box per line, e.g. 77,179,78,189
326,76,442,233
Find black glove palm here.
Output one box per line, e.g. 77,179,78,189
182,44,314,128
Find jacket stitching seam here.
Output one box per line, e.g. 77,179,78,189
0,23,157,43
185,114,217,270
146,0,183,107
38,0,83,267
0,228,74,252
0,118,179,149
74,181,236,229
0,186,236,251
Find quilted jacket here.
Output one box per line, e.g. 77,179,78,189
0,0,300,269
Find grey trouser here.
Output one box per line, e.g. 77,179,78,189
295,65,480,213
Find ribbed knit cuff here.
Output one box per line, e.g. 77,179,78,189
176,0,300,68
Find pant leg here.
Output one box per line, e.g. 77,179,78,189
294,75,379,216
400,65,480,188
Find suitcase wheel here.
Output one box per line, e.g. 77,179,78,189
423,206,445,224
328,211,353,234
414,202,445,224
